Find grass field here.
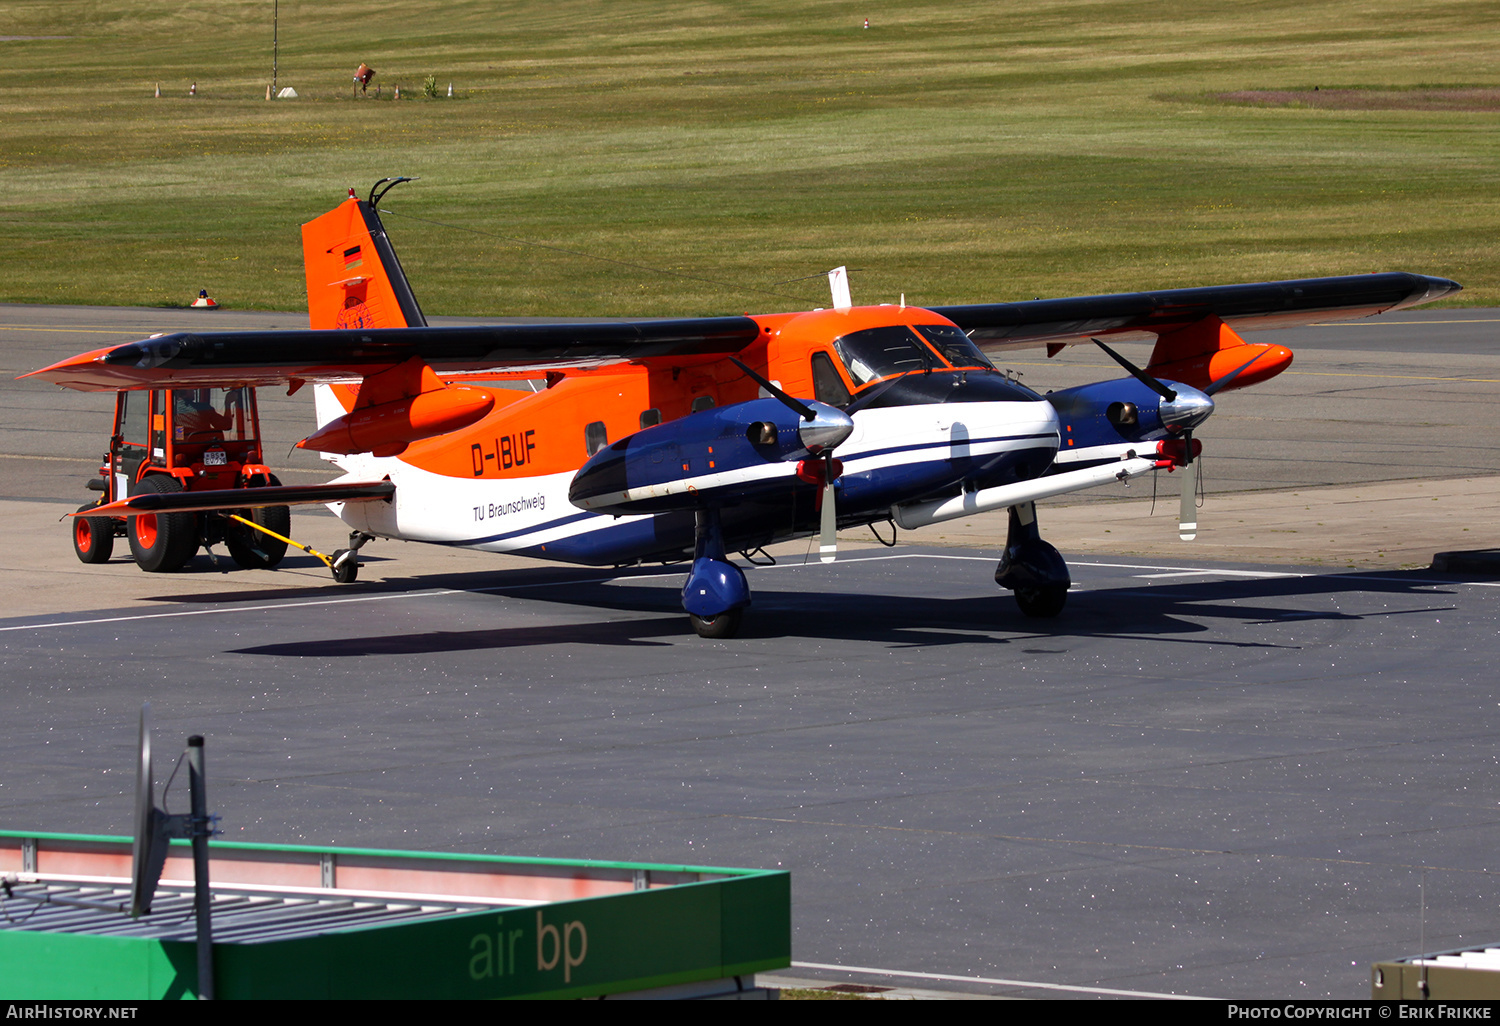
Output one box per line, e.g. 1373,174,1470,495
1,1,1497,316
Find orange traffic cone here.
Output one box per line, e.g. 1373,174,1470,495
191,289,219,309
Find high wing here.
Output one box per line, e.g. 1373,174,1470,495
933,271,1459,351
24,273,1458,393
23,317,763,393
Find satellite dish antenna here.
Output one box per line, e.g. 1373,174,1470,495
126,703,218,997
129,704,187,918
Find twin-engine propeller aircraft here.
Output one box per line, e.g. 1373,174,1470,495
28,181,1461,637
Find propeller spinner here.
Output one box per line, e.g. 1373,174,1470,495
730,359,914,562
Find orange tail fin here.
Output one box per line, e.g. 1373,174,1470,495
302,192,427,330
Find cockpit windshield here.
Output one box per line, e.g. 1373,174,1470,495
913,324,996,371
832,323,997,389
832,326,937,387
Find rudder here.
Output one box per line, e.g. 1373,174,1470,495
302,192,427,330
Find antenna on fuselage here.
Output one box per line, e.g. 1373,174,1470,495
828,266,852,311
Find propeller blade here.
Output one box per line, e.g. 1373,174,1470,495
844,370,914,415
1202,352,1264,396
730,357,816,420
1178,429,1198,541
1090,338,1177,402
1179,459,1198,541
819,452,838,562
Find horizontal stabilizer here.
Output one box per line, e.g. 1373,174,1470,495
76,480,395,517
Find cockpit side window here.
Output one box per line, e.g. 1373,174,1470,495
913,324,996,371
810,351,852,406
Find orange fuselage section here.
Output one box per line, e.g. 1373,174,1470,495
356,304,975,481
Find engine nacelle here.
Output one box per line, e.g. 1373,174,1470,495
569,397,852,515
1046,376,1213,452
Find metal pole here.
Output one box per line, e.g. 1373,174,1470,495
187,735,214,1000
272,0,278,98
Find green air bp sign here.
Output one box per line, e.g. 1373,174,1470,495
466,910,598,987
208,871,790,1000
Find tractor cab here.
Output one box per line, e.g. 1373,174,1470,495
106,386,272,503
73,386,291,573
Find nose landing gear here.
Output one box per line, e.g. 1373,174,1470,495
682,507,750,638
995,501,1070,618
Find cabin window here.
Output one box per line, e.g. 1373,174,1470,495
913,324,996,371
690,395,715,413
585,420,608,456
810,352,852,406
118,390,150,446
639,408,662,429
172,387,256,443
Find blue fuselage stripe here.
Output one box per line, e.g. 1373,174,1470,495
437,510,597,547
846,432,1056,463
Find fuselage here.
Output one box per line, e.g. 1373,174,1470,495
327,305,1061,565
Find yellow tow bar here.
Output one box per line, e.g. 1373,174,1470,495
224,513,359,583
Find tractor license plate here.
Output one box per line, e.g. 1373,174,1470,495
203,449,227,466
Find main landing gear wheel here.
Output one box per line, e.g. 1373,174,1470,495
689,609,743,639
72,504,114,564
126,476,198,573
225,475,290,570
1013,584,1068,619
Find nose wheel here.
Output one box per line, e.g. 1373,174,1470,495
995,502,1071,619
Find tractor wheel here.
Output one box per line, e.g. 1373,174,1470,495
226,476,291,570
72,504,114,564
126,476,198,573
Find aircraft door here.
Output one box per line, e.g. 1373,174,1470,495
112,390,151,499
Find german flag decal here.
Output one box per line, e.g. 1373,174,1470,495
343,245,363,270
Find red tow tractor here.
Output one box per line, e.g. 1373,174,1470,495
72,385,303,575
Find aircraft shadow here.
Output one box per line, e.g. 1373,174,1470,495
223,564,1461,658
